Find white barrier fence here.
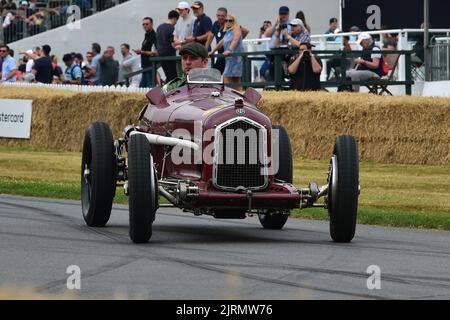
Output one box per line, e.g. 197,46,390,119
1,82,150,94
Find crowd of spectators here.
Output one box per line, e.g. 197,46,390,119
0,0,128,43
1,1,403,92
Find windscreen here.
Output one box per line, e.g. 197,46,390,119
187,68,223,84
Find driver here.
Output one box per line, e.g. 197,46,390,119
163,42,209,92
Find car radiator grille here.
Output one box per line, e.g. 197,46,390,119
214,119,267,191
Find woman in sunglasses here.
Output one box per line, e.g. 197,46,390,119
209,14,244,90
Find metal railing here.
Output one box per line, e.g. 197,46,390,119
429,38,450,81
0,0,127,44
124,49,414,95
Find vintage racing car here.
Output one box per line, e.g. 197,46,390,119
81,69,359,243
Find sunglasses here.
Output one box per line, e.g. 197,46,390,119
225,19,234,22
142,23,150,26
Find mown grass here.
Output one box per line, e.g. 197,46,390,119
0,147,449,229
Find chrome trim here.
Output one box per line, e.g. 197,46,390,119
212,116,269,191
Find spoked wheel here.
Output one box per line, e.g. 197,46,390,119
327,135,359,243
258,125,292,230
81,122,116,227
128,133,158,243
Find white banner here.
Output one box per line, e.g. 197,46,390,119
0,99,33,139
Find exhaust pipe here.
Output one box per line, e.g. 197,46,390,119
129,131,199,151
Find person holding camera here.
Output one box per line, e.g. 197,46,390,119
288,42,322,91
274,18,310,48
265,6,291,49
259,20,272,38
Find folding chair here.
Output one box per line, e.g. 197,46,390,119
366,54,400,96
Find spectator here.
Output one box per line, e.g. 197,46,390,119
265,6,292,49
87,42,101,85
348,25,360,42
62,53,82,85
135,17,158,88
119,43,141,87
325,17,339,41
31,44,53,83
163,42,208,92
156,10,180,83
173,1,196,49
288,42,322,91
205,7,228,73
84,51,93,84
258,20,272,39
328,35,353,81
98,46,118,86
50,54,63,83
381,27,398,50
274,18,310,48
22,49,35,73
295,10,311,33
188,1,212,46
346,33,383,92
0,45,17,83
210,14,244,90
74,53,86,69
33,46,41,57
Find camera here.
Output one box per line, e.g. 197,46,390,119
278,23,287,31
302,51,311,62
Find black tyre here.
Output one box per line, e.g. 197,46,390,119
272,125,293,183
128,134,157,243
257,125,292,230
328,135,359,243
81,122,116,227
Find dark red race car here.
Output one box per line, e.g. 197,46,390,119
81,69,359,243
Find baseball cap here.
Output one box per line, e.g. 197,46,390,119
176,1,189,10
279,6,289,14
289,18,304,27
179,42,208,59
191,1,203,9
357,32,372,44
349,25,361,32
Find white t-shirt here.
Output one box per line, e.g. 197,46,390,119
25,59,34,73
174,15,196,41
120,54,142,87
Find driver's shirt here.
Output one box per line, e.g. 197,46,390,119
162,73,187,93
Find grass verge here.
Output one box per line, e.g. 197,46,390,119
0,147,449,230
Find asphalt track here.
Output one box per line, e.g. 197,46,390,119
0,194,449,299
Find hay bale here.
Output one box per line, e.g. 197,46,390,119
0,87,449,164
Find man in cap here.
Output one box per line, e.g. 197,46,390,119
265,6,292,49
173,1,196,49
162,42,208,92
274,18,310,48
346,32,383,92
187,1,212,46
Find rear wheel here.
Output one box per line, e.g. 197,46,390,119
81,122,116,227
128,134,157,243
258,125,292,230
327,135,359,243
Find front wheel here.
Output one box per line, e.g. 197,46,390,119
327,135,359,243
128,134,157,243
81,122,116,227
